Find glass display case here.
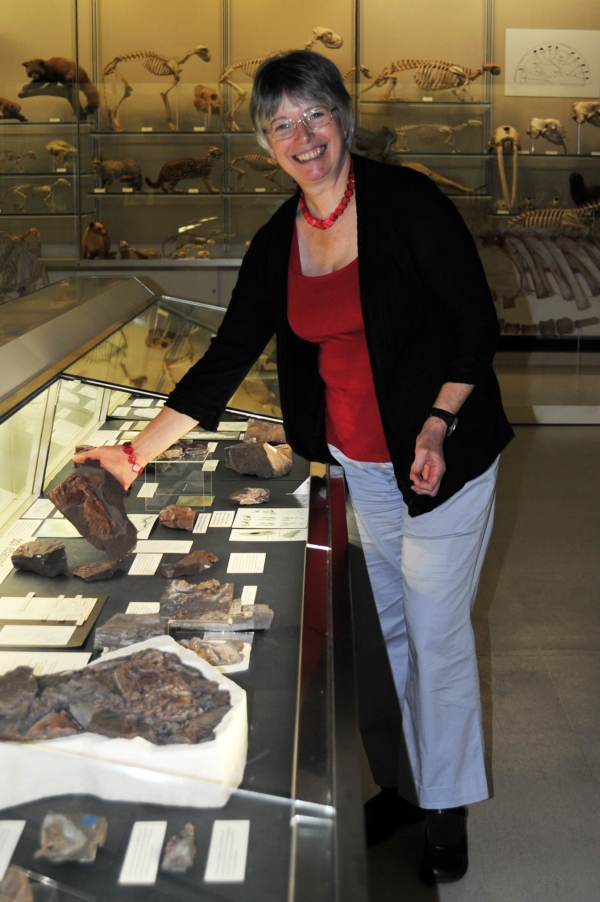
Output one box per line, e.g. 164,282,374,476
0,275,367,901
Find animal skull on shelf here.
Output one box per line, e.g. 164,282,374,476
305,27,344,50
489,125,520,211
527,118,569,153
571,101,600,127
193,85,222,128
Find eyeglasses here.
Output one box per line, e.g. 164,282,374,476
265,106,338,142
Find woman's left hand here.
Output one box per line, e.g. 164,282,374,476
410,418,447,496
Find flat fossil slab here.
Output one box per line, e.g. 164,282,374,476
159,504,195,531
179,637,245,667
48,460,137,560
72,559,118,581
93,613,166,650
11,539,68,578
35,812,108,863
160,579,273,630
228,487,270,506
155,441,209,462
243,418,286,445
159,549,219,578
225,442,292,478
0,648,231,745
161,822,196,873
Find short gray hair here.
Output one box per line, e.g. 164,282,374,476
250,50,355,154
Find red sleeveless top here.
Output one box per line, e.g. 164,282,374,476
287,228,390,462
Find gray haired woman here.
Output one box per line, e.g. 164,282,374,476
77,50,513,884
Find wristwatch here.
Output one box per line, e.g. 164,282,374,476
427,407,459,437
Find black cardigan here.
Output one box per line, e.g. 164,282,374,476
167,153,514,516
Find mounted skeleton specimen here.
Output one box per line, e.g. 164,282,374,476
219,27,343,130
362,60,500,100
0,150,36,172
224,155,283,191
395,119,482,152
0,178,71,213
45,139,76,169
102,46,211,131
489,125,520,211
527,118,568,153
507,200,600,230
19,58,99,119
193,85,222,129
145,147,223,193
572,101,600,128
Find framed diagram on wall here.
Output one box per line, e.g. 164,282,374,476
505,29,600,97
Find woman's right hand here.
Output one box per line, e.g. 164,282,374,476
72,445,145,491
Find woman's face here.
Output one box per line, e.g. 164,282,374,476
265,96,347,187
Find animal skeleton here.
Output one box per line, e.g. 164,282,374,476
362,60,501,101
0,178,71,213
0,227,42,257
527,118,568,153
102,46,211,131
400,162,484,194
0,150,36,172
224,154,283,191
218,27,343,130
571,101,600,128
489,125,520,211
506,201,600,229
45,139,77,169
395,119,483,152
193,85,222,129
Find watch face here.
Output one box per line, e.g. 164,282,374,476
447,418,458,436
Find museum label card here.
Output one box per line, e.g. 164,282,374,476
0,651,90,676
137,482,159,498
230,528,308,542
83,400,96,412
134,540,193,554
0,624,76,646
120,432,139,442
78,385,98,399
86,429,122,446
0,821,27,881
126,602,160,614
176,495,214,507
0,595,96,625
202,459,219,471
22,499,55,519
58,388,80,404
240,586,257,606
227,553,266,574
119,821,167,886
185,431,239,441
207,442,218,453
232,508,308,529
131,398,153,407
128,514,158,539
5,519,42,539
204,820,250,884
120,421,134,431
129,554,162,576
112,406,131,416
37,520,81,539
210,511,235,528
136,408,161,419
218,421,247,432
193,513,211,534
51,419,81,447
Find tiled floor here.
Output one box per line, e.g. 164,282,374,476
362,426,600,901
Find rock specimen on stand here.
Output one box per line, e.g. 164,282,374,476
159,549,219,578
160,579,274,630
243,418,286,445
225,442,292,478
93,613,166,650
0,648,231,745
72,559,119,581
34,812,108,864
11,539,68,577
161,823,196,873
0,867,33,902
228,487,270,506
159,504,195,531
179,637,245,667
48,460,137,560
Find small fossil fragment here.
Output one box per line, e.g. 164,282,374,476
35,812,108,864
243,419,286,444
11,539,68,577
225,442,293,478
228,487,270,505
159,504,195,531
160,580,274,630
155,440,208,462
161,823,196,873
48,460,137,560
72,559,119,581
0,867,33,902
159,549,219,578
179,637,245,667
93,614,166,650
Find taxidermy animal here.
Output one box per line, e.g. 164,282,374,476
193,85,222,129
0,150,36,172
363,60,501,101
102,46,211,131
569,172,600,207
0,178,70,213
91,156,143,190
0,226,42,257
81,221,111,259
395,119,483,152
219,27,343,130
0,235,48,302
224,154,283,191
19,58,99,118
527,118,568,153
489,125,520,211
571,101,600,128
0,96,27,121
45,139,76,169
145,147,223,193
118,240,161,259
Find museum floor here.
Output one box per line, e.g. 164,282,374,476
360,425,600,901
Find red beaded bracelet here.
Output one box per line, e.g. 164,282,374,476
122,441,144,474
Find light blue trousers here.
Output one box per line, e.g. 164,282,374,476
329,445,498,809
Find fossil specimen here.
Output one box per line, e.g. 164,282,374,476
0,234,48,301
93,614,166,650
160,579,273,630
35,812,107,863
228,487,270,505
244,419,286,444
11,539,68,577
20,58,99,119
161,823,196,872
225,442,293,478
91,156,142,190
159,504,195,531
118,240,161,259
527,117,569,153
0,649,230,745
179,637,245,667
48,459,138,560
72,559,119,581
395,119,483,152
145,148,223,193
0,96,27,122
194,85,222,128
102,46,211,131
571,101,600,128
155,440,209,461
0,150,36,172
0,867,33,902
224,154,283,191
363,60,500,101
159,549,219,578
569,173,600,207
0,179,71,214
489,125,520,211
45,139,76,169
81,221,111,259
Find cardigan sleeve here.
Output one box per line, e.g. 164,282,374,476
397,169,499,385
165,228,277,429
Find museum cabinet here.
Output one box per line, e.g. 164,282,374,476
0,276,368,901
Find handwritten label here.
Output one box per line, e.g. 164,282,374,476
204,820,250,883
227,553,266,574
119,821,167,885
128,554,162,576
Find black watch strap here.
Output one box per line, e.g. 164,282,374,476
428,407,459,437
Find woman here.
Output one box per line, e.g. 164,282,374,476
77,51,513,884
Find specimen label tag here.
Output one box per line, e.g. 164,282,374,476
126,602,160,614
0,624,76,647
57,168,67,173
210,511,235,528
119,821,167,885
49,117,60,122
202,460,218,471
188,188,199,193
135,540,193,554
255,188,266,193
128,554,162,576
122,187,133,193
141,127,153,132
194,126,206,132
204,820,250,883
137,483,159,498
193,513,211,534
22,499,55,519
94,188,106,193
0,821,26,881
240,586,257,605
227,553,266,574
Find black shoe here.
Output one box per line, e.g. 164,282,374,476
364,787,424,847
419,807,468,884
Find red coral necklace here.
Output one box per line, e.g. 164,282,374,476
298,160,355,230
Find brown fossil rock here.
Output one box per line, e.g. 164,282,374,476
228,487,270,505
35,812,108,864
159,504,195,531
160,579,274,630
48,460,137,560
159,549,219,578
11,539,68,577
161,823,196,873
72,559,119,581
225,442,292,478
243,418,286,444
93,614,166,650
